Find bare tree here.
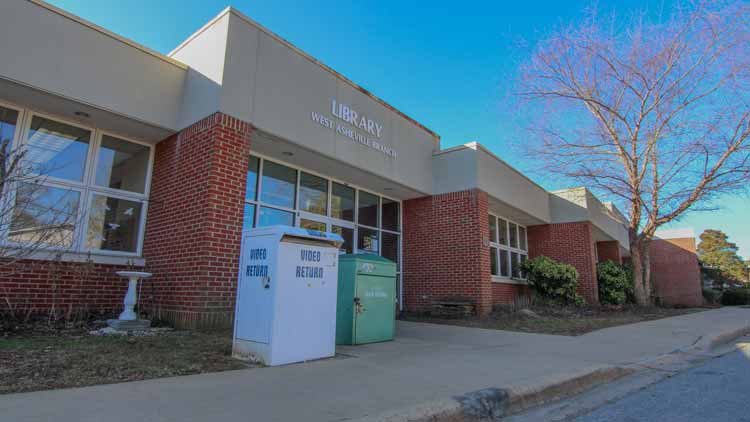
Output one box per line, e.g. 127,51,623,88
516,1,750,305
0,116,82,275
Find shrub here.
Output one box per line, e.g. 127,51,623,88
597,261,634,305
720,288,750,306
521,256,584,306
702,288,722,305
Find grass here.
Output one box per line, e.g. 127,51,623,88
403,305,704,336
0,321,251,395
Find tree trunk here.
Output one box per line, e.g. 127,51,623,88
629,230,653,306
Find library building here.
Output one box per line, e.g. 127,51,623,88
1,1,698,328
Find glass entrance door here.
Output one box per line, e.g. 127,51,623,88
297,213,354,255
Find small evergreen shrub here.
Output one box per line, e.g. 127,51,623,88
521,256,584,306
597,261,634,305
702,288,722,305
720,288,750,306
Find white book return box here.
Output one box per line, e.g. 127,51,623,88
232,226,343,366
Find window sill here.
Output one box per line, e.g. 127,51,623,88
3,249,146,267
491,276,528,285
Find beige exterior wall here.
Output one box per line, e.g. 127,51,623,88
0,1,187,132
433,143,551,224
172,9,439,195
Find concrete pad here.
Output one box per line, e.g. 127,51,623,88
1,307,749,422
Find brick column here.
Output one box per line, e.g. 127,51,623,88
596,241,622,264
142,113,252,328
527,222,599,304
402,189,492,316
650,238,702,307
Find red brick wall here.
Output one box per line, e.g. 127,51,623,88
649,237,702,307
491,283,532,306
142,112,252,328
596,241,622,264
526,222,599,304
402,189,492,316
0,261,128,316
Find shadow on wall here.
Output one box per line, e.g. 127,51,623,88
650,238,703,307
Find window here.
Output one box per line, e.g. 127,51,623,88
258,206,294,227
299,172,327,215
2,107,152,257
26,115,91,182
246,156,260,201
86,195,142,252
260,160,296,209
95,135,149,194
240,154,402,304
358,227,379,253
358,191,379,227
488,212,528,281
382,198,400,232
9,183,80,248
331,182,354,221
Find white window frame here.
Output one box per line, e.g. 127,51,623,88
489,212,528,284
243,152,403,305
0,101,154,260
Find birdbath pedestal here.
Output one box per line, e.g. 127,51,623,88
107,271,153,331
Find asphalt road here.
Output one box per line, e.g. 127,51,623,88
575,349,750,422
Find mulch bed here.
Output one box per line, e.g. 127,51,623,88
0,317,252,395
403,305,705,336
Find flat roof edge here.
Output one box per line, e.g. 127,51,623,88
29,0,188,70
193,7,441,142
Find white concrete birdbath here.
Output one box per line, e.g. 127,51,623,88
107,271,153,330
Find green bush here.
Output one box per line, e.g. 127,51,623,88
597,261,634,305
702,288,722,305
521,256,584,306
720,288,750,306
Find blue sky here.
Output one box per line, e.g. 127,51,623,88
48,0,749,257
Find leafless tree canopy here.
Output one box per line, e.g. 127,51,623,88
516,1,750,303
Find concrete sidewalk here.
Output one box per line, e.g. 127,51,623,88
2,307,749,422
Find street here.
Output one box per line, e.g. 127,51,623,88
575,348,750,422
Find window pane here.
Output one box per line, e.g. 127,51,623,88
382,198,400,232
260,160,296,209
242,203,255,231
26,116,91,182
331,182,355,222
299,172,327,215
519,226,527,251
498,218,508,245
509,223,518,248
258,206,294,227
94,135,149,194
0,106,19,146
511,252,520,278
382,232,399,265
332,225,353,254
490,247,498,275
520,254,528,279
500,249,510,277
86,195,143,252
246,156,260,201
9,183,80,247
357,227,379,254
358,191,379,227
300,218,326,232
489,215,497,243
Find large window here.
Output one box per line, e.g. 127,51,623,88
242,154,403,292
488,213,528,281
1,104,152,257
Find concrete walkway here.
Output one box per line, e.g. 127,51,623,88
2,307,749,422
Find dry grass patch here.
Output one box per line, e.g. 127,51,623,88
0,319,252,394
403,305,705,336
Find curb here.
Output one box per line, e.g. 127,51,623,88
701,325,750,351
350,366,632,422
